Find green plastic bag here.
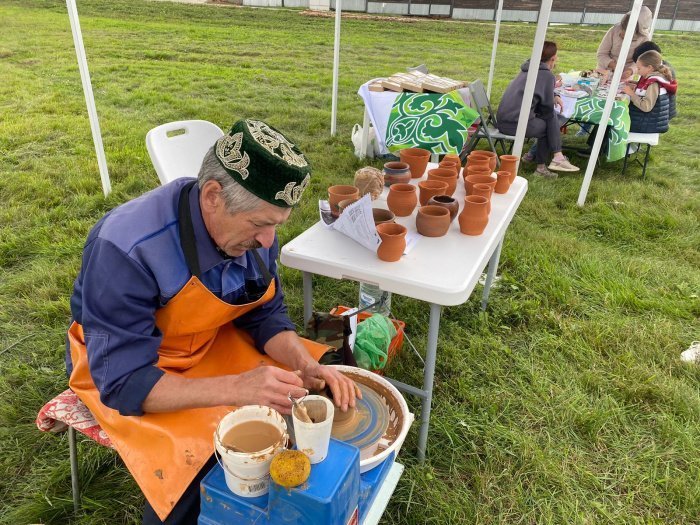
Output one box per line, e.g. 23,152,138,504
353,314,397,370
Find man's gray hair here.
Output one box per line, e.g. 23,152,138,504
197,146,265,214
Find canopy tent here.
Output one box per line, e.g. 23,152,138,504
69,0,658,202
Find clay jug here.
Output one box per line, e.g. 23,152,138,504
427,168,458,197
458,195,489,236
499,155,519,184
387,183,418,217
383,161,411,187
427,195,459,222
399,148,431,179
418,180,448,206
464,174,496,195
376,223,407,262
472,183,492,214
416,206,451,237
494,170,511,194
328,185,360,217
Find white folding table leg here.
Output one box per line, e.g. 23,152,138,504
360,107,371,159
416,302,442,462
302,271,313,326
481,239,503,310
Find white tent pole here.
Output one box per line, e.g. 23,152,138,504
330,0,342,136
511,0,553,160
66,0,111,197
577,0,643,207
649,0,662,39
486,0,504,99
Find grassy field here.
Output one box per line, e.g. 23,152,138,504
1,1,699,523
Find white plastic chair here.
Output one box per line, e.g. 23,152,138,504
146,120,224,185
622,132,659,178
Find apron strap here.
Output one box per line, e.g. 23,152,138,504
178,180,201,280
251,249,273,288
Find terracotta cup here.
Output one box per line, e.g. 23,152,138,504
443,153,462,166
376,223,407,262
458,195,489,236
464,174,496,195
427,195,459,222
399,148,431,179
494,170,511,194
416,205,451,237
499,155,519,184
418,180,449,206
338,197,359,215
466,154,490,172
328,185,360,217
387,183,418,217
383,161,411,187
427,168,458,197
482,151,498,172
372,208,396,225
472,183,492,214
438,160,460,178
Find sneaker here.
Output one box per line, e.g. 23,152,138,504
534,166,558,179
548,157,580,172
680,341,700,363
521,152,535,163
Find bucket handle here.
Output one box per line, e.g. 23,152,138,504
213,433,289,482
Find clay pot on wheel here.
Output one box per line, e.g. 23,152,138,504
464,174,496,195
383,162,411,186
494,170,511,194
458,195,489,236
399,148,431,179
427,195,459,222
376,223,407,262
499,155,519,184
372,208,396,226
472,183,492,214
418,180,448,206
416,205,451,237
427,168,458,197
328,185,360,217
387,183,418,217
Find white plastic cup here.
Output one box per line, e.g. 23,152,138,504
214,405,287,497
292,395,335,464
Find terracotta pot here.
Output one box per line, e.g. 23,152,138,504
464,174,496,195
499,155,519,184
387,183,418,217
438,160,460,179
427,195,459,222
338,197,359,214
383,161,411,187
458,195,489,236
418,180,448,206
376,222,407,262
494,170,511,194
372,208,396,225
443,153,462,167
483,151,498,171
466,154,490,173
427,168,458,197
399,148,431,179
328,185,360,217
466,166,492,178
416,205,451,237
472,183,492,214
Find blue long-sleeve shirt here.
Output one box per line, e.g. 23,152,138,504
67,178,296,416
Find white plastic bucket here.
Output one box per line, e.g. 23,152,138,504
292,395,334,464
214,405,288,498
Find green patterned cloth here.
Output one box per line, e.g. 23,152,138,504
386,92,479,155
570,97,630,162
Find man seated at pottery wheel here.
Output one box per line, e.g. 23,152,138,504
65,119,359,524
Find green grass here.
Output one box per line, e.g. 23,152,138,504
1,1,699,523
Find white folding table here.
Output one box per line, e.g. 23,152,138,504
281,165,528,461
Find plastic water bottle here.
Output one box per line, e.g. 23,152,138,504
358,282,391,317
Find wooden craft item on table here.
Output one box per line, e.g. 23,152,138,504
369,80,387,92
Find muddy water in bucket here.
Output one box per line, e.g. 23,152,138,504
214,406,287,498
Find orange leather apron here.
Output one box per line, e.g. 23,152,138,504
68,181,328,520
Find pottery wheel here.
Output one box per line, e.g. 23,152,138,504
330,382,389,457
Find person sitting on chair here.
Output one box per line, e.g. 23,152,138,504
497,41,579,179
632,41,677,120
65,119,359,524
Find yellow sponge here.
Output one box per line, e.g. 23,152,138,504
269,450,311,488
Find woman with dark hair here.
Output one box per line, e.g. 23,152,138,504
497,41,579,178
597,6,652,80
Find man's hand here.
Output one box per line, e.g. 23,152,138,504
231,366,308,415
300,363,361,412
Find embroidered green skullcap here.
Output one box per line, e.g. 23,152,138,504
214,119,311,207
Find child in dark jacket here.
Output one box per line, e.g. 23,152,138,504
623,50,677,133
